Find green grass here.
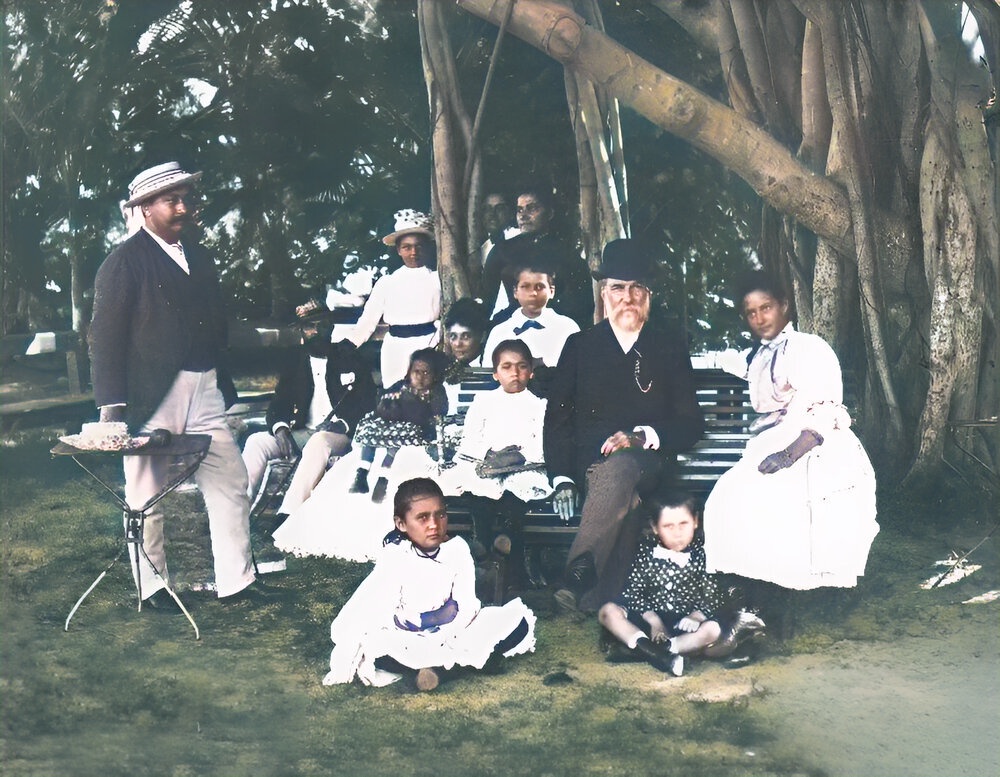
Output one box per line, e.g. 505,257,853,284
1,431,996,777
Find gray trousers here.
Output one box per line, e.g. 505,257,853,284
568,449,664,611
124,370,254,599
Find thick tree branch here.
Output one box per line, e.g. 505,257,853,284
455,0,855,255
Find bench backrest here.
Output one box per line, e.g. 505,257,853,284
448,367,859,497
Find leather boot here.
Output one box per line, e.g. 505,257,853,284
703,610,767,658
554,551,596,612
632,638,675,674
349,468,369,494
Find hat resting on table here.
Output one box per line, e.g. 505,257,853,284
592,238,658,285
382,209,435,246
125,162,202,207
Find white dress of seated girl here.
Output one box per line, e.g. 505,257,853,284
323,535,536,686
436,386,553,502
703,323,879,589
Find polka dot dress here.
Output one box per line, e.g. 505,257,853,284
619,535,723,619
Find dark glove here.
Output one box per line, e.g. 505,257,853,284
315,418,349,435
483,445,526,469
274,426,301,460
758,429,824,474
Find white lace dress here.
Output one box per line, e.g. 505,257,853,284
435,387,553,502
322,536,536,686
703,324,879,589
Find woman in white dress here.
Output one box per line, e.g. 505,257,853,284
703,272,879,614
322,478,536,691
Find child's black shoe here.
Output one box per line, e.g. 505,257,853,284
349,468,369,494
604,642,644,664
371,476,389,504
633,637,674,674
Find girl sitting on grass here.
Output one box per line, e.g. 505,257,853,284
323,477,536,691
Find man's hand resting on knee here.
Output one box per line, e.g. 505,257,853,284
274,427,301,460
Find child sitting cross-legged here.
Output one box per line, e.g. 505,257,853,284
599,489,760,677
323,477,537,690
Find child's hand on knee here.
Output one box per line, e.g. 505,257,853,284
676,616,701,633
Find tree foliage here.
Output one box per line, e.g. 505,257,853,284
455,0,999,485
3,0,433,328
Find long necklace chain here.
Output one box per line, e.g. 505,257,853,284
633,348,653,393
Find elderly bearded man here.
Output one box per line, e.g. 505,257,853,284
90,162,274,609
543,239,704,612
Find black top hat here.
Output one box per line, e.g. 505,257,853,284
591,238,657,284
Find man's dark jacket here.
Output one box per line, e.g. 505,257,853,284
265,342,377,434
543,318,704,485
89,229,236,431
483,231,594,328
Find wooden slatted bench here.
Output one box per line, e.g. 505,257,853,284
444,368,762,545
0,333,94,433
446,367,859,547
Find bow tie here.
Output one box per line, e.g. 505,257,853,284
513,319,544,335
652,545,691,567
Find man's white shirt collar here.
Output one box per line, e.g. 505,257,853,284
142,226,189,274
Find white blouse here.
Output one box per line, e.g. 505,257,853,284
457,387,546,463
347,265,441,346
748,323,852,434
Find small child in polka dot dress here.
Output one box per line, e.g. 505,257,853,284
598,489,724,677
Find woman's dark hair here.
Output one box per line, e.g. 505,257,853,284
643,488,702,524
490,338,534,369
733,270,789,308
515,183,555,213
407,347,446,383
444,297,489,333
393,477,445,519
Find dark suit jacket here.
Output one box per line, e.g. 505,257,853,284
543,319,704,485
265,342,377,434
89,229,235,430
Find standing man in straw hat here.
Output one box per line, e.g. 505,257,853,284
90,162,273,609
343,209,441,387
543,238,704,613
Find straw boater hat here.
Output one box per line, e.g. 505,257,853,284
125,162,202,207
381,209,435,246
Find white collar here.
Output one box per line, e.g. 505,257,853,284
760,321,795,348
513,308,548,324
142,226,189,274
652,545,691,567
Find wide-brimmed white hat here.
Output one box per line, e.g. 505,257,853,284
125,161,202,207
381,209,435,246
